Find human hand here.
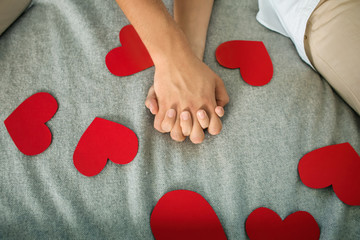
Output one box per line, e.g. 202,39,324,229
145,51,229,143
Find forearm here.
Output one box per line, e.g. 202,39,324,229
174,0,214,59
115,0,192,65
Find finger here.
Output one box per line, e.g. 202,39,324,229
145,85,159,115
161,109,176,132
154,109,166,133
215,77,230,107
170,114,186,142
180,111,192,136
196,109,210,129
190,116,205,144
145,98,159,115
207,112,222,136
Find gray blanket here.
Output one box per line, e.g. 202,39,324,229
1,0,359,239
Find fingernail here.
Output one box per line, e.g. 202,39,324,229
181,112,189,121
197,110,205,119
216,107,224,117
149,105,154,114
167,109,175,118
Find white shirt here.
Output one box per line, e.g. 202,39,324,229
257,0,320,67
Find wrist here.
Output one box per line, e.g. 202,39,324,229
149,27,195,66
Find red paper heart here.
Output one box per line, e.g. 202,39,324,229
105,24,154,76
215,40,273,86
150,190,227,240
246,207,320,240
298,142,360,206
4,92,58,156
73,117,138,177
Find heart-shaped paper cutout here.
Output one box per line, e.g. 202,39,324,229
4,92,58,156
215,40,273,86
150,190,227,240
105,24,154,76
246,207,320,240
298,142,360,206
73,117,138,177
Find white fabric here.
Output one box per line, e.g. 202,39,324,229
257,0,320,67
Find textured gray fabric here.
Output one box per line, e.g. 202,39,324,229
0,0,359,239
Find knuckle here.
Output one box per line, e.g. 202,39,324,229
209,129,220,136
190,134,204,144
154,122,164,133
208,126,222,135
171,130,185,142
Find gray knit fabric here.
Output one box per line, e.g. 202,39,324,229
0,0,359,239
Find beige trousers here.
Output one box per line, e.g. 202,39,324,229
304,0,360,115
0,0,32,35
